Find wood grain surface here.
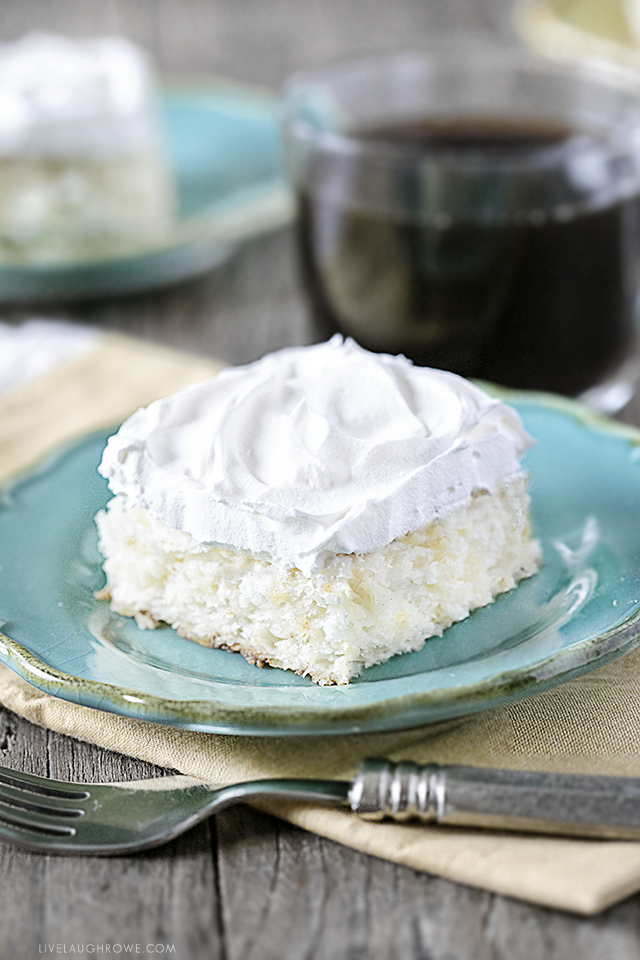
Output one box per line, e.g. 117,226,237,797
1,1,640,957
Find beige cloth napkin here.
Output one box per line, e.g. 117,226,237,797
2,331,640,916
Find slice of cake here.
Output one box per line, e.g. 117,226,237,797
0,33,175,262
95,337,541,684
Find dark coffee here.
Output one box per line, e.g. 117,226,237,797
296,117,639,396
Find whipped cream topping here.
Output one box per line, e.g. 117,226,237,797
0,33,158,158
98,337,534,574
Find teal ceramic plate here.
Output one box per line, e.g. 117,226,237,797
0,83,291,301
1,392,640,735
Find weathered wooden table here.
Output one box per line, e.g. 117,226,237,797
2,1,640,957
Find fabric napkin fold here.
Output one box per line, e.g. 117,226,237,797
517,0,640,66
1,323,640,916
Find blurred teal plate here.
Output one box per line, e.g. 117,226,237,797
0,83,292,301
1,391,640,735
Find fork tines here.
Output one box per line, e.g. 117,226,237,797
0,767,88,840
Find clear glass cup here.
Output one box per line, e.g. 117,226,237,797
282,43,640,406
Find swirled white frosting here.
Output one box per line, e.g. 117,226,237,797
0,33,157,158
98,337,534,574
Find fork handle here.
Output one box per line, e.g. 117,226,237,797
349,759,640,839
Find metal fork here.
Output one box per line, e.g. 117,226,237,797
3,758,640,855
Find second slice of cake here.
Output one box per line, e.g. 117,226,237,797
95,337,541,684
0,33,175,262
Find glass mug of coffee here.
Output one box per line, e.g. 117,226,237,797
282,45,640,403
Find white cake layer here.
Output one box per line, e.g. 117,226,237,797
0,150,175,261
96,476,541,685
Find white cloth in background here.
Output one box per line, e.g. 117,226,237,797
0,319,100,396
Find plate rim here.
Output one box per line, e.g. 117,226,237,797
2,606,640,735
1,387,640,736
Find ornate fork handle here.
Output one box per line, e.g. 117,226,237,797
349,759,640,839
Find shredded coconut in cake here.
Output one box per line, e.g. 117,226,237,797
95,338,541,684
96,477,541,684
